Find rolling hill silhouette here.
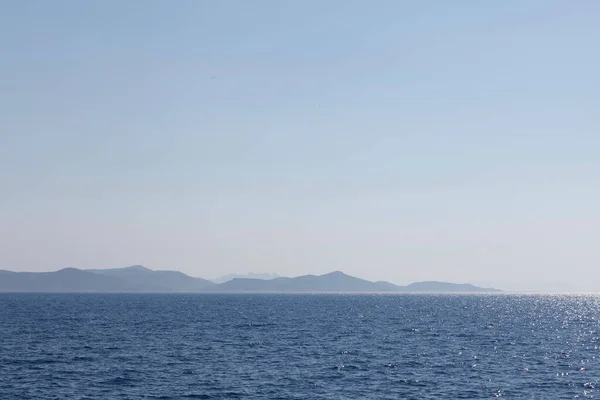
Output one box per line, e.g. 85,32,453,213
212,272,280,284
87,265,215,291
214,271,402,292
0,266,215,293
0,268,131,292
0,267,501,293
403,281,499,292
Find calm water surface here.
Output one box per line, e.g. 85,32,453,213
1,294,599,399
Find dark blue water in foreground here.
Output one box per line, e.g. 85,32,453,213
1,294,599,399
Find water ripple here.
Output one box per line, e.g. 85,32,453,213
2,293,600,399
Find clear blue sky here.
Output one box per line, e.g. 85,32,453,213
1,1,599,291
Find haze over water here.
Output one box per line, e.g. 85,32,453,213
1,1,599,291
2,2,600,398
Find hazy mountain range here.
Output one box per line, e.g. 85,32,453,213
211,272,280,284
0,266,501,293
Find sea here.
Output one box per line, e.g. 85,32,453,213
1,293,599,399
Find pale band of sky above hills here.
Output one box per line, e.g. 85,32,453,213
1,1,599,292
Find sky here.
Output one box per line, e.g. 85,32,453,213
1,0,599,291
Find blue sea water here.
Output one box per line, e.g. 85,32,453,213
1,294,599,399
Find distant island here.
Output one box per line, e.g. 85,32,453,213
0,266,501,293
211,272,280,284
0,265,499,293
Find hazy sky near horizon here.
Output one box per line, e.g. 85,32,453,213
1,1,599,291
